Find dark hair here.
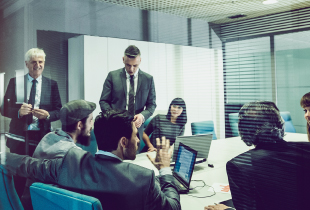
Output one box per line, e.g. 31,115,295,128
300,92,310,141
238,101,284,146
62,116,88,133
94,110,134,152
124,45,140,58
166,98,187,126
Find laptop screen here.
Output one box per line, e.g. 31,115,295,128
173,142,197,186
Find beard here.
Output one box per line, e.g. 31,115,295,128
76,127,91,146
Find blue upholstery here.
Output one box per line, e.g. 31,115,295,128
191,121,217,140
76,130,98,156
228,111,297,136
140,116,153,152
280,111,296,133
229,113,239,137
30,182,103,210
0,165,24,210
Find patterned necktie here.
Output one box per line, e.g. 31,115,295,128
128,75,135,115
27,79,37,124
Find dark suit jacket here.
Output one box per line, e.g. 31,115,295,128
226,140,310,210
5,148,181,210
2,74,62,142
99,68,156,137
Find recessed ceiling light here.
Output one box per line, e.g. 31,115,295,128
263,0,278,4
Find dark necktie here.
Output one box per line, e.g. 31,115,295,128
128,75,135,115
27,79,37,124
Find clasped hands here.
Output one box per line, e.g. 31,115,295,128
19,103,49,119
147,137,172,170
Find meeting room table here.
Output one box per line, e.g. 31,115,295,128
127,132,309,210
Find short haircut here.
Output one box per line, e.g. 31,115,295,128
300,92,310,141
94,110,134,152
238,101,285,146
62,116,88,133
166,98,187,126
25,48,46,62
124,45,141,58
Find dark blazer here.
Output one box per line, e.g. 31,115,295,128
5,148,181,210
2,74,62,138
226,140,310,210
99,68,156,119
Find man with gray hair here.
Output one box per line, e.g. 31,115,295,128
2,48,62,156
99,45,156,148
226,101,310,210
2,48,62,196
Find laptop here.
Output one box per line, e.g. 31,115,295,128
172,134,212,162
172,142,197,194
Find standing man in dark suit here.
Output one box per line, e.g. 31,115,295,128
1,48,62,197
99,45,156,144
2,48,62,156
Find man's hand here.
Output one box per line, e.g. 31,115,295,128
133,114,143,128
204,204,229,210
147,137,171,170
19,104,32,117
32,109,49,120
147,145,157,152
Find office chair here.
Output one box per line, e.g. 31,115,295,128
0,165,24,210
191,121,217,140
30,182,103,210
280,111,296,133
228,113,239,137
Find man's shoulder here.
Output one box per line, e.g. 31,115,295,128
42,75,58,84
139,70,153,79
109,68,124,75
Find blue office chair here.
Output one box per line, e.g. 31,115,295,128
280,111,296,133
0,165,24,210
229,113,239,137
191,121,217,140
30,182,103,210
139,116,153,152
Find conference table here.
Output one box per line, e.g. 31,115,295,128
127,132,309,210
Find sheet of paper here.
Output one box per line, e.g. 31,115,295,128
208,183,230,194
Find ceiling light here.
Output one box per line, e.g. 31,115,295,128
263,0,278,4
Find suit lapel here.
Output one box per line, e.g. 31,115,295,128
136,70,143,94
120,68,127,98
40,76,47,108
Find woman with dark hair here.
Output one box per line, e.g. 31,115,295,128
142,98,187,152
300,92,310,141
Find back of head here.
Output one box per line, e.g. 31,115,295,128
300,92,310,141
94,110,134,152
25,48,46,62
124,45,140,58
238,101,284,146
166,97,187,126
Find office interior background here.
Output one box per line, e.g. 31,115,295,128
1,0,310,142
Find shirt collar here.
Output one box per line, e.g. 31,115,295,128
28,73,42,82
125,68,139,79
96,150,123,161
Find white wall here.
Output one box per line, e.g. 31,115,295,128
69,35,224,138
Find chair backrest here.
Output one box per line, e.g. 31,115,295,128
0,165,24,210
191,121,217,140
229,113,239,137
280,111,296,133
30,182,103,210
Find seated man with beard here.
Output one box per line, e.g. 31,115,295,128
21,99,96,210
